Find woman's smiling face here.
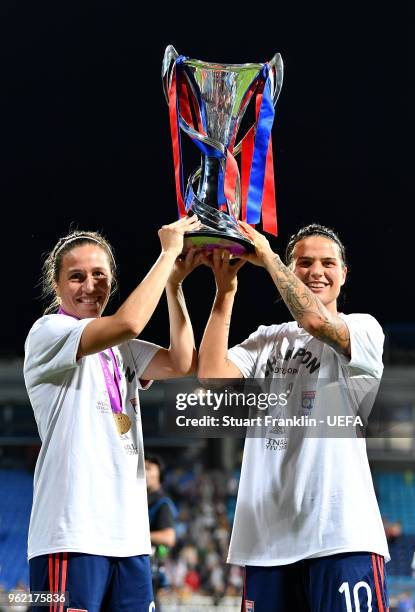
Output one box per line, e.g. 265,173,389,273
291,235,347,314
55,244,113,319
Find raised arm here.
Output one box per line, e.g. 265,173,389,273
77,216,201,358
198,250,246,379
141,249,203,380
238,222,350,357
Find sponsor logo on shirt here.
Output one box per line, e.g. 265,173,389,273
245,600,255,612
124,442,139,455
265,437,288,451
267,413,288,436
130,397,138,414
68,609,88,612
125,366,136,383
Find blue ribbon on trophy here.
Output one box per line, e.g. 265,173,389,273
162,46,284,254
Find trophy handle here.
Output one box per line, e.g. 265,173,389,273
232,54,284,158
268,53,284,106
162,45,179,103
162,45,224,155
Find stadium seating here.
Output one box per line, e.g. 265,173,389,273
0,469,32,590
375,471,415,534
374,471,415,581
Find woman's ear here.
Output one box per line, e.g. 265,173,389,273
53,281,60,298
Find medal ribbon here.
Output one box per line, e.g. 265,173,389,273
98,351,122,414
57,308,123,414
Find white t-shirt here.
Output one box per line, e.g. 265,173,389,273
227,313,389,566
24,314,161,560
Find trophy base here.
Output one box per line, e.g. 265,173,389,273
183,230,254,256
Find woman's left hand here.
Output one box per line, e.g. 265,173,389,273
167,247,205,287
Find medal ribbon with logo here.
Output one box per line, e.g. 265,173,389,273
58,308,131,435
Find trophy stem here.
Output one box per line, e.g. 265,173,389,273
197,156,221,208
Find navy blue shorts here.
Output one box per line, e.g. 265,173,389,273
29,552,155,612
242,552,388,612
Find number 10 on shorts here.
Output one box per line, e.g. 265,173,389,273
339,581,373,611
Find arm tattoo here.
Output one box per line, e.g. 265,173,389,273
313,311,350,355
270,256,350,355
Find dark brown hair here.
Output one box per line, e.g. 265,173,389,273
285,223,347,267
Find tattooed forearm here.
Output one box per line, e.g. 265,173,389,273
266,256,350,355
271,257,319,320
313,317,350,355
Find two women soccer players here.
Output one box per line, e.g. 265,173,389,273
25,218,388,611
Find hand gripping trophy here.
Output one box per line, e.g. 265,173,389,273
162,45,283,254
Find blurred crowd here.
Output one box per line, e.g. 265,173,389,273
153,461,415,610
159,463,244,604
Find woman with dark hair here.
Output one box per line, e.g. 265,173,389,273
198,222,389,612
24,215,201,612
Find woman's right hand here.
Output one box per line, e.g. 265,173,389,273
158,215,201,257
202,249,246,296
237,221,275,268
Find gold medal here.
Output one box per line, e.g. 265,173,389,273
113,412,131,435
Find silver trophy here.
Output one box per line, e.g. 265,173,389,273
162,45,283,255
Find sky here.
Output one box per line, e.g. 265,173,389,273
0,2,410,356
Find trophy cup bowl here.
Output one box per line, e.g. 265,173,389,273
162,46,283,255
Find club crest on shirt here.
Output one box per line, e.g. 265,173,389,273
245,600,255,612
301,390,316,411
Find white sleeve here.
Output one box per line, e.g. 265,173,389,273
124,338,162,390
227,325,270,378
24,315,93,386
339,314,384,378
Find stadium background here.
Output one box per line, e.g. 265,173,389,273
0,2,412,610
